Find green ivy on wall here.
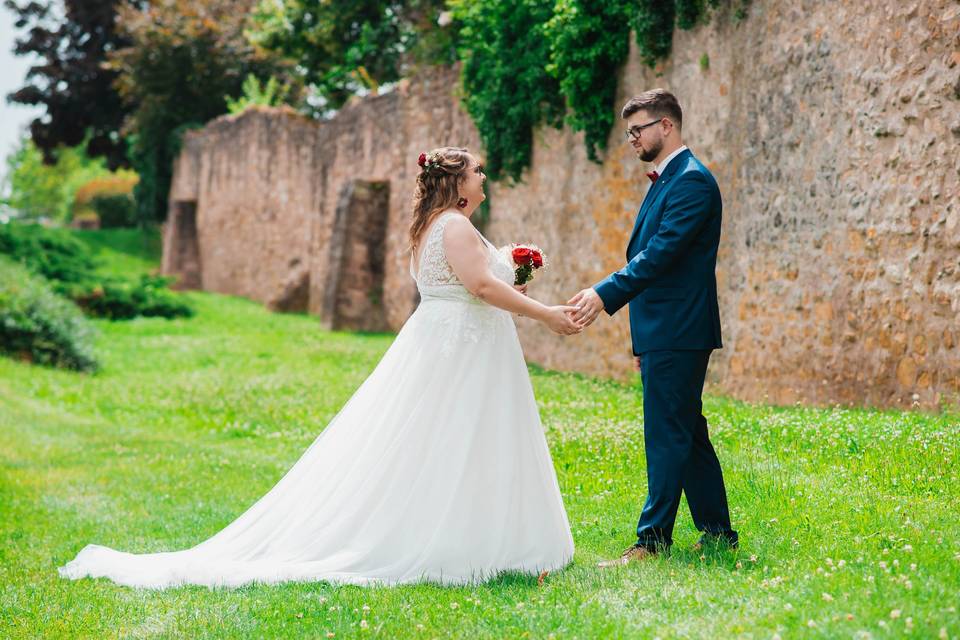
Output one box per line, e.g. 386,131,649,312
545,0,633,163
451,0,566,182
634,0,677,68
453,0,749,182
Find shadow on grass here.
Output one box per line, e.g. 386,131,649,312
527,362,643,392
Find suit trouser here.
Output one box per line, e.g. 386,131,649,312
635,349,736,548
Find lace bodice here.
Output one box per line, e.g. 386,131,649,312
408,212,517,355
412,212,515,292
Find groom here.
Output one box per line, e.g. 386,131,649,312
569,89,737,565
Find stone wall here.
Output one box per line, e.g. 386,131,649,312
163,108,323,311
322,180,391,332
163,0,960,410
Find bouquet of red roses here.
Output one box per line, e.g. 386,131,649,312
506,244,546,286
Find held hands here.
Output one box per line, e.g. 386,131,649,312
511,281,578,334
567,288,604,328
542,305,582,335
510,280,581,335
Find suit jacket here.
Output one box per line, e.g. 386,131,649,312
594,148,723,355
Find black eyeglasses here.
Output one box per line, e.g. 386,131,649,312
625,118,663,140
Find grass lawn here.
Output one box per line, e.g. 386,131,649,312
71,228,162,278
0,231,957,638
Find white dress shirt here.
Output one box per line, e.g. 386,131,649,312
655,145,688,176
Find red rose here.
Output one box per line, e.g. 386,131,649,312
418,153,427,167
531,251,543,268
512,247,533,265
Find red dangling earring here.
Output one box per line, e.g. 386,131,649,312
456,197,468,208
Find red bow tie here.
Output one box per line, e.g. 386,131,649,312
646,170,659,183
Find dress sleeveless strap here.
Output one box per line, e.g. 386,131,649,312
415,212,461,285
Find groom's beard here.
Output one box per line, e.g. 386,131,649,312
640,139,662,162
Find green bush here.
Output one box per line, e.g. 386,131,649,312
0,221,98,286
91,193,138,228
0,258,99,372
0,222,193,320
73,275,194,320
73,172,139,227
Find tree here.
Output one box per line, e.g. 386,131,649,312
109,0,291,223
4,0,143,169
249,0,448,114
1,134,110,222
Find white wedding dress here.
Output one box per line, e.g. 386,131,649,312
58,211,574,588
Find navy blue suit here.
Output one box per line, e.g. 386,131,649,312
594,148,736,549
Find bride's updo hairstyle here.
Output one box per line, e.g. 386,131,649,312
409,146,470,251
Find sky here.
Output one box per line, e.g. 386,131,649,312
0,3,43,188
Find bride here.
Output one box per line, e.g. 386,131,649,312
58,146,581,589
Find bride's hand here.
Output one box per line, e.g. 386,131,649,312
541,305,582,335
513,283,529,296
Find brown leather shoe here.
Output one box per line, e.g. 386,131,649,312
597,544,656,568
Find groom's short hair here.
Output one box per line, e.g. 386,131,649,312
621,89,683,130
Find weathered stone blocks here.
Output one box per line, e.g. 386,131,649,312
162,0,959,410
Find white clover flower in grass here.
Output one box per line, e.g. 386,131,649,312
889,609,902,619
